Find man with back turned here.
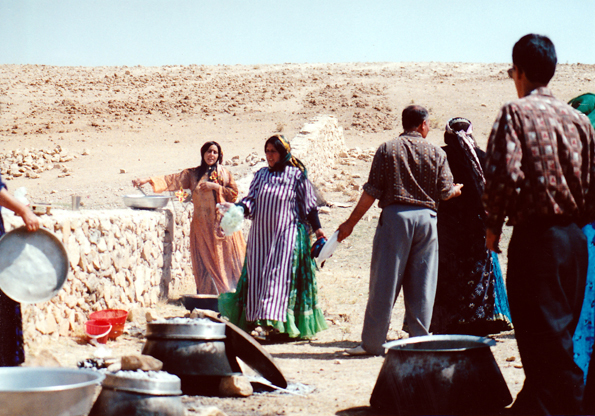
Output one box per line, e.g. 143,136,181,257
483,34,595,415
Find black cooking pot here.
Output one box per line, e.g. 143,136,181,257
142,319,234,395
370,335,512,415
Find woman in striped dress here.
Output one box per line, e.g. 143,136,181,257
219,134,328,340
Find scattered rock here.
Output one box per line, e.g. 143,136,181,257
121,355,163,371
219,375,253,397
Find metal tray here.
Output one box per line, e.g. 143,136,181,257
122,195,171,210
0,227,68,303
103,372,182,396
146,320,226,340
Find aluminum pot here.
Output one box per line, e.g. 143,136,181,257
142,319,234,395
122,194,171,210
0,367,104,416
89,372,184,416
370,334,512,415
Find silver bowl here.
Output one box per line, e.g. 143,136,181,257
0,227,69,304
0,367,104,416
122,194,171,210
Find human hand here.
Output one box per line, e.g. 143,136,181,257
21,209,40,232
198,182,219,192
314,228,326,240
132,178,148,187
486,228,501,253
217,202,234,215
337,221,354,242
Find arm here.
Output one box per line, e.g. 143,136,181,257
0,188,40,232
482,105,524,251
337,190,375,242
133,170,192,193
307,208,326,239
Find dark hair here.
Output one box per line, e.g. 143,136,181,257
195,141,222,180
512,34,557,84
264,134,289,171
402,105,429,131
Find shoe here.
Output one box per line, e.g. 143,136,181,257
344,345,373,356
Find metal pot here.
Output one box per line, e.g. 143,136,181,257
370,335,512,415
0,367,104,416
89,372,184,416
142,319,234,395
122,194,171,210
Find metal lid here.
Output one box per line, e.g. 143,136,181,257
103,372,182,396
0,227,68,303
383,334,496,352
146,318,226,340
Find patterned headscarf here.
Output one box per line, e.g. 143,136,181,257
268,134,308,178
445,117,485,190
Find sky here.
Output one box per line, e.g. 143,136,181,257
1,0,594,66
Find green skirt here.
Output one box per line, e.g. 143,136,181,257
218,223,328,339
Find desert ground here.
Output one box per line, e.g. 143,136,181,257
1,62,595,415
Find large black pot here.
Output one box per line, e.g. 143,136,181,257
370,335,512,415
142,319,234,395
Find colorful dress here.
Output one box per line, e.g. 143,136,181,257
570,93,595,384
0,174,25,366
431,128,512,336
151,165,246,294
219,166,327,338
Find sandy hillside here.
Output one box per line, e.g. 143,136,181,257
1,62,595,415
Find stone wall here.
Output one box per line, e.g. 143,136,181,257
288,115,346,189
2,205,195,342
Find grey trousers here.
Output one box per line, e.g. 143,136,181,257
361,203,439,355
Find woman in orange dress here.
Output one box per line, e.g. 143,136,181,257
133,141,245,294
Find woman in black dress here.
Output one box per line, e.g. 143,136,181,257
430,117,512,336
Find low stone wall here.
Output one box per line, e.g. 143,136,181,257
3,205,195,342
288,115,346,189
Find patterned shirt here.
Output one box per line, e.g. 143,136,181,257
483,87,595,234
363,131,456,211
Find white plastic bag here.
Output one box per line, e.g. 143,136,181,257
218,204,244,236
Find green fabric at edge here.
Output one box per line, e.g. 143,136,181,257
218,222,328,339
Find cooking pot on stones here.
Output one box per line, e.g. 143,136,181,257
142,318,234,395
370,334,512,415
89,372,185,416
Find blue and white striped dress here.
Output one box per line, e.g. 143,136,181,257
241,166,317,322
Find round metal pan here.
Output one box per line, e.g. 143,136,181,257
102,372,182,396
0,227,68,303
122,195,171,210
146,319,226,340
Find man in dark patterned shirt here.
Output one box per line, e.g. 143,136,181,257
483,34,595,415
338,105,462,356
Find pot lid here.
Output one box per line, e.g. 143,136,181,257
103,371,182,395
146,318,226,340
383,334,496,352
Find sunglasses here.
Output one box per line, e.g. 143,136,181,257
507,67,514,78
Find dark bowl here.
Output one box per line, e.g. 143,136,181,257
181,294,219,312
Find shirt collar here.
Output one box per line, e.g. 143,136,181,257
400,131,424,139
529,86,553,98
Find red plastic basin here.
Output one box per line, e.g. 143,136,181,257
88,309,128,340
